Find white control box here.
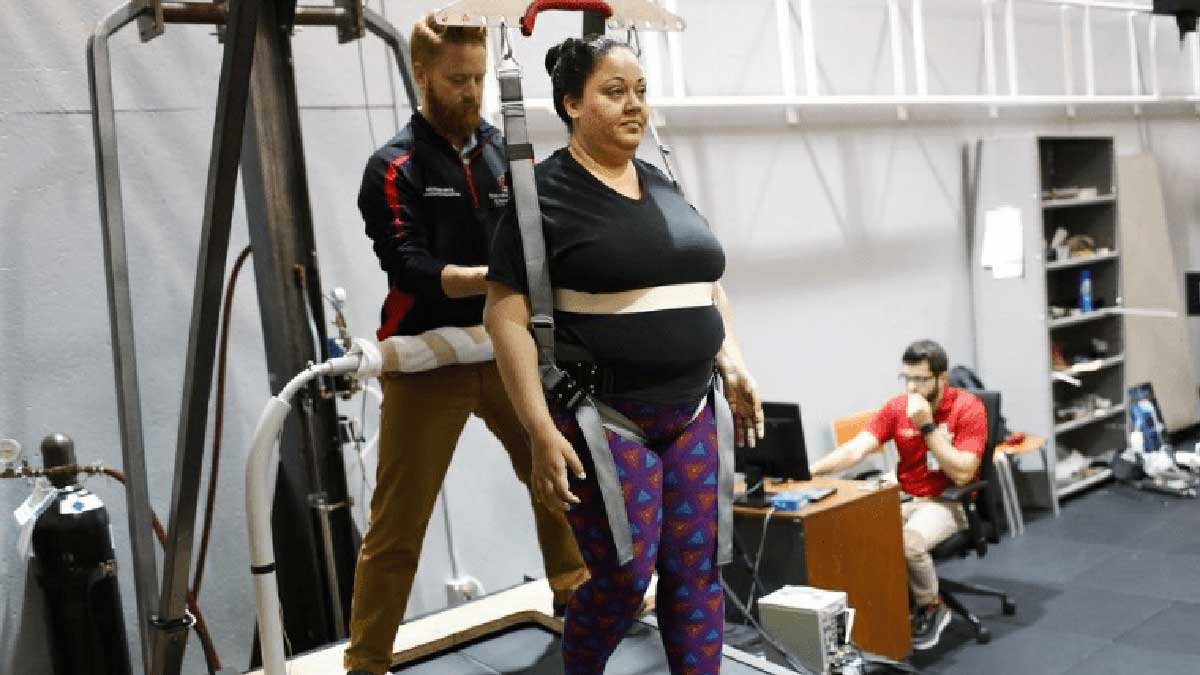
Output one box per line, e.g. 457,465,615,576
757,585,848,675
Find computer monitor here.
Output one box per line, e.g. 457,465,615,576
735,401,811,482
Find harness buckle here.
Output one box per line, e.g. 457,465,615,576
542,366,587,411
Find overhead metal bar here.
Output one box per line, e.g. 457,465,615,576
156,1,344,25
505,0,1200,122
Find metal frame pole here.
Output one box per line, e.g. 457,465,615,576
87,8,160,673
239,0,362,652
153,0,261,673
363,5,419,110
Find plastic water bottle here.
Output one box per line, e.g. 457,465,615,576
1079,270,1094,312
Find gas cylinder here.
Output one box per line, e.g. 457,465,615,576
31,433,132,675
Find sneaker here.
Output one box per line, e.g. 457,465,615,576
911,601,951,650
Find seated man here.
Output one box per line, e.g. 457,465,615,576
811,339,985,651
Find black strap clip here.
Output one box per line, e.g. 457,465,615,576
541,367,587,412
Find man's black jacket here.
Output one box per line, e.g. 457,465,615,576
359,112,510,338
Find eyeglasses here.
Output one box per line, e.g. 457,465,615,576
897,374,936,385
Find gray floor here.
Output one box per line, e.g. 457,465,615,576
910,480,1200,675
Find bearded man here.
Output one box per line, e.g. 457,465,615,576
344,14,587,675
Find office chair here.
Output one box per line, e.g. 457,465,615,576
931,389,1016,644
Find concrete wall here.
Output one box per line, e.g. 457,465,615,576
2,1,1199,673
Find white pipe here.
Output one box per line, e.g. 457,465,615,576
1190,27,1200,103
913,0,929,96
643,25,667,102
1060,6,1077,116
774,0,799,123
1004,0,1019,96
664,0,685,96
247,397,293,675
247,358,360,675
1019,0,1150,11
1126,11,1141,114
799,0,819,97
1083,5,1096,96
983,0,999,117
886,0,908,119
1147,15,1159,97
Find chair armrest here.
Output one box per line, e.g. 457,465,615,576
941,480,989,556
941,479,987,504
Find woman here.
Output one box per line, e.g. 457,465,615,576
484,35,762,675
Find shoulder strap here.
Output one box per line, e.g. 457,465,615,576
496,59,557,376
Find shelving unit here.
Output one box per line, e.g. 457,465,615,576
971,136,1128,516
1041,194,1117,209
1054,403,1127,435
1045,251,1119,271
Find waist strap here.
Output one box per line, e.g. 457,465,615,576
554,282,714,315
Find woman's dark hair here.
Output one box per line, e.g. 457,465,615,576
902,339,949,375
544,36,633,131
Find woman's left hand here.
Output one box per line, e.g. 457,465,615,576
719,363,764,448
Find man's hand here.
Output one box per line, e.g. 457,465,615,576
907,393,934,428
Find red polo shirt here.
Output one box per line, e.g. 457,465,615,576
866,386,987,497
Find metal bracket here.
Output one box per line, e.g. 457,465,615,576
335,0,365,43
136,0,165,42
435,0,685,32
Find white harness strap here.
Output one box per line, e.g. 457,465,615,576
554,282,714,315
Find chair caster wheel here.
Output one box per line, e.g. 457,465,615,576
975,627,991,644
1002,599,1016,615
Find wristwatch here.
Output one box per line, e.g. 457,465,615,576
919,422,937,436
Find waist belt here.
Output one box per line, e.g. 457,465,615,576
554,282,714,315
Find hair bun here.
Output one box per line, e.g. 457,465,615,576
544,44,564,76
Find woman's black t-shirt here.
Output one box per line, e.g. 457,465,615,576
487,148,726,404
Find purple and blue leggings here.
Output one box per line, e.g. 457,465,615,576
554,396,724,675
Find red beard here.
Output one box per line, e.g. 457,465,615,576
425,89,480,144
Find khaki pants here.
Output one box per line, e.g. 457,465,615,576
343,363,588,675
901,497,967,607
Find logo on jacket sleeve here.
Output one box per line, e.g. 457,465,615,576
489,174,511,207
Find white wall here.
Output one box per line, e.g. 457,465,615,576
2,1,1199,674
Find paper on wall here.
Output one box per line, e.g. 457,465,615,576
981,206,1024,279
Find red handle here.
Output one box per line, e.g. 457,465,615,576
520,0,614,37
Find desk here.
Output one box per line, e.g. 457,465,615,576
727,478,911,660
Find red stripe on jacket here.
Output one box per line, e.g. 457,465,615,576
377,288,416,341
384,150,415,234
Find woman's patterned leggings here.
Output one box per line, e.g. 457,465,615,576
554,396,724,675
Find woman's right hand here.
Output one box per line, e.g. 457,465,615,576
531,425,586,511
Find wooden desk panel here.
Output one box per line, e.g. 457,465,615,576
733,478,911,659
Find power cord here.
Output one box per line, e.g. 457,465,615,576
745,506,775,613
720,575,816,675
